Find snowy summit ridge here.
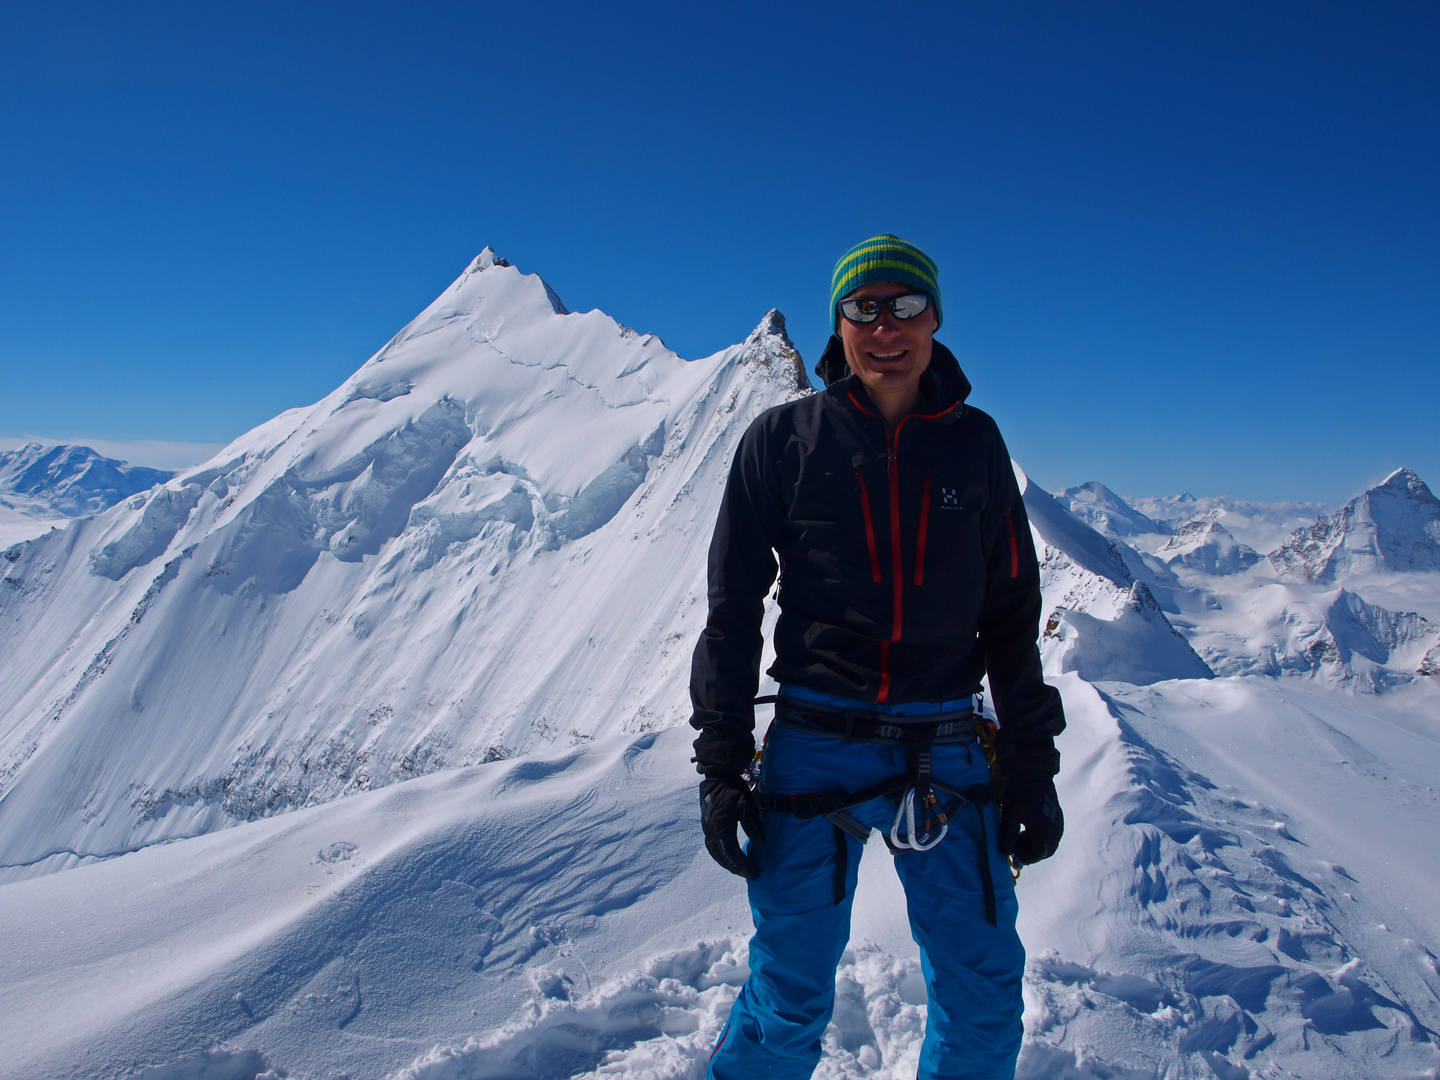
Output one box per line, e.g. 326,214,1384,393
0,250,809,876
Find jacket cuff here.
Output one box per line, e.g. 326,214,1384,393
997,736,1060,779
692,729,755,778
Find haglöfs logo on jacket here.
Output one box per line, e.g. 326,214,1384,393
941,487,963,510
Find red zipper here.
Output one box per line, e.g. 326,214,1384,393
914,470,931,586
846,389,958,702
887,439,903,643
854,468,882,583
1004,507,1019,579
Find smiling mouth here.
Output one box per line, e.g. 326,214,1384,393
869,350,907,360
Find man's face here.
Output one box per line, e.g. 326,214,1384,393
838,281,937,403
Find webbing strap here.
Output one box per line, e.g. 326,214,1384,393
972,795,997,926
773,708,980,746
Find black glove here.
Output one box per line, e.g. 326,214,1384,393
699,775,766,879
999,775,1064,864
997,737,1064,865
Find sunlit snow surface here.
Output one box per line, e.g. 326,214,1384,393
2,254,1439,1079
4,684,1437,1079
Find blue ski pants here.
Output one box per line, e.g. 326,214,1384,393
708,724,1024,1080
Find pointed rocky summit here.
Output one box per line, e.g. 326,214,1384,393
1268,468,1440,582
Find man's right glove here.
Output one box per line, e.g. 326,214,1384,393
699,775,766,879
997,737,1064,865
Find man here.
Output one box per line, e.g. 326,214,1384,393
690,235,1066,1080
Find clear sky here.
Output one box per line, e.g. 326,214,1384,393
2,2,1436,501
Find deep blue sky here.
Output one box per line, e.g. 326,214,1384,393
2,2,1436,501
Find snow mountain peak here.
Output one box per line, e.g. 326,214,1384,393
1057,480,1170,538
738,309,809,393
1378,465,1436,500
466,246,509,273
1157,511,1261,576
0,252,810,872
1268,467,1440,582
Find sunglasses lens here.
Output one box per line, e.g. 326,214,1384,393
891,294,930,320
840,298,881,322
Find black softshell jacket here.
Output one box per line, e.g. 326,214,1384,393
690,340,1064,775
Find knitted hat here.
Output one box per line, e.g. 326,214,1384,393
831,234,942,331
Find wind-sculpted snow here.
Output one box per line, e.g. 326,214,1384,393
88,482,204,579
3,691,1437,1080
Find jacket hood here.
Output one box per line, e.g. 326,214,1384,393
815,335,973,408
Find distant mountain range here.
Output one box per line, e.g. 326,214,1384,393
0,442,172,518
1050,469,1440,689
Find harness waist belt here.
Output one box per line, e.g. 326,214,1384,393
774,699,978,746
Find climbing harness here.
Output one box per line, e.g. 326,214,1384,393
749,691,1006,925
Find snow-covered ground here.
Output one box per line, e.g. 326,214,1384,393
3,678,1436,1080
2,252,1438,1079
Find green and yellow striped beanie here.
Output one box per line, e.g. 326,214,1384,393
830,234,942,332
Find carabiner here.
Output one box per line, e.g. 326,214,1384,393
890,786,948,851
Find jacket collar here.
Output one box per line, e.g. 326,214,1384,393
815,335,973,416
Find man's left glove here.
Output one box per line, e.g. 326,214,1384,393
699,775,766,879
999,775,1064,864
997,737,1064,865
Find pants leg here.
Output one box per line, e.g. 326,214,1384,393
708,728,891,1080
708,876,855,1080
890,749,1025,1080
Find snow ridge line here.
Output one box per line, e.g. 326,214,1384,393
0,544,196,799
0,843,143,875
1021,682,1440,1076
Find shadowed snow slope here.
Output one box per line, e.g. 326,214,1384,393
0,251,808,876
1018,467,1213,685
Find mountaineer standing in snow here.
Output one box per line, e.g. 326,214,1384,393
690,235,1066,1079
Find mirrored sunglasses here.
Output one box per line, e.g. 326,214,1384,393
838,292,932,324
